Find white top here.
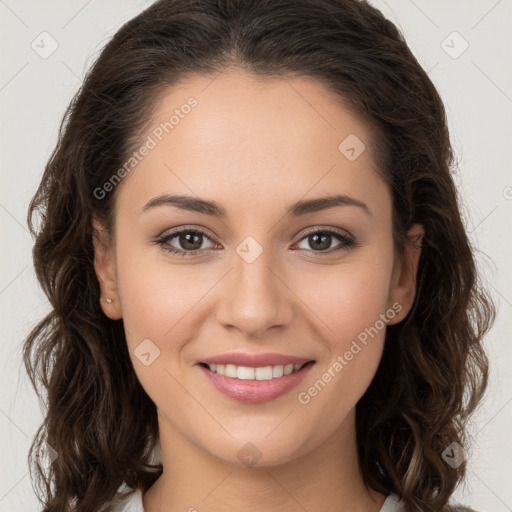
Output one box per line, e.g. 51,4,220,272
108,486,406,511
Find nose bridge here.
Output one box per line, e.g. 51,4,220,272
215,233,293,335
235,235,278,293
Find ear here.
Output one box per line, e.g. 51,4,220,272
92,215,122,320
387,223,424,325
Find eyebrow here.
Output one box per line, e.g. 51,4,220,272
141,193,372,217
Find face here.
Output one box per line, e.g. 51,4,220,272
93,67,422,467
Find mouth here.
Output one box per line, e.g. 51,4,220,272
197,358,316,404
199,361,313,380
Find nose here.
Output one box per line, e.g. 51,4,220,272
215,243,294,338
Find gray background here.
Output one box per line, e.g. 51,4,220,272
1,1,511,510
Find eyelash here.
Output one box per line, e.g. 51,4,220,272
154,226,356,258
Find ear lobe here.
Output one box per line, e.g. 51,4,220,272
387,223,424,325
92,215,122,320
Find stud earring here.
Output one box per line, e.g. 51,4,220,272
104,297,112,304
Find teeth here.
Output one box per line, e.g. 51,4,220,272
206,362,307,380
272,365,284,378
225,364,238,378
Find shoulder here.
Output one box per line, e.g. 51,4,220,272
382,494,480,512
380,494,407,512
99,483,144,512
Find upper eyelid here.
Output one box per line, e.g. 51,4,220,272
297,225,354,240
160,226,216,243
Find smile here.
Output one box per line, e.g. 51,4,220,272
201,362,308,380
197,360,315,404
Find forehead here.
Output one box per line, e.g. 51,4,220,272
115,68,389,222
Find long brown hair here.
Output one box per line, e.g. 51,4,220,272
24,0,495,510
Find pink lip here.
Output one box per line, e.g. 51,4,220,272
199,352,313,367
197,360,315,404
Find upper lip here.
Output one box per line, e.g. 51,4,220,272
199,352,314,367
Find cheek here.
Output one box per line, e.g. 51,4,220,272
114,247,208,413
291,250,394,346
291,251,393,420
113,233,207,365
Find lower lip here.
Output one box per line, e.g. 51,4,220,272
197,362,315,404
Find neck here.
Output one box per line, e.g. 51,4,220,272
143,408,387,512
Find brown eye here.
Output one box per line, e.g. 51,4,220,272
295,229,354,253
156,228,216,256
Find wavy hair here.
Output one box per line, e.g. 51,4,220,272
24,0,495,510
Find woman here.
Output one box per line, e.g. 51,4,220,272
24,0,494,511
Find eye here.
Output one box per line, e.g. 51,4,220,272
155,227,217,257
294,228,355,254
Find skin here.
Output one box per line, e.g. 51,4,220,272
93,67,423,512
